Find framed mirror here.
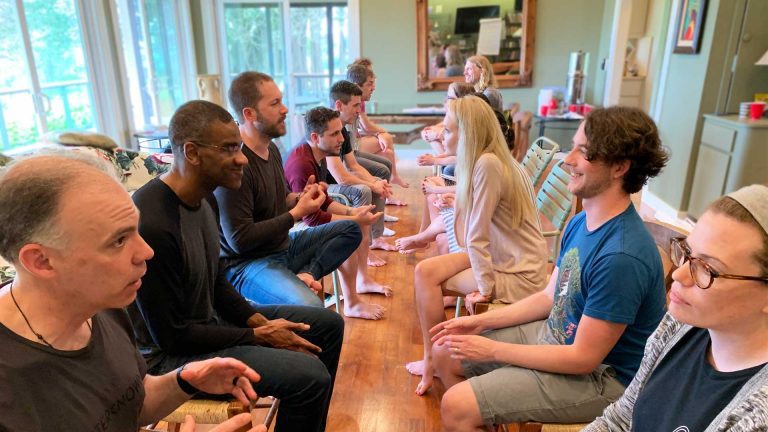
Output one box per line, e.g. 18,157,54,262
416,0,536,91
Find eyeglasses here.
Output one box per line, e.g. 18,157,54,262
670,237,768,289
191,141,244,155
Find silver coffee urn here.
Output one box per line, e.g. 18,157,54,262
566,51,589,105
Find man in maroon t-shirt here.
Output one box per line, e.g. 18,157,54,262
285,107,392,320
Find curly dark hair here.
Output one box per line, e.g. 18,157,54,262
584,106,669,194
304,107,341,141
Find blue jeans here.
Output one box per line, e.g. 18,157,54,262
226,220,361,306
148,305,344,432
327,183,385,239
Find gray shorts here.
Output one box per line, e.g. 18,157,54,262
462,320,626,425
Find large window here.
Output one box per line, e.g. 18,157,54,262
219,1,351,148
0,0,96,151
115,0,193,132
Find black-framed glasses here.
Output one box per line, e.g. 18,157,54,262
670,237,768,289
191,141,244,155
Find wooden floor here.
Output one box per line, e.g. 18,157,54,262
325,153,448,432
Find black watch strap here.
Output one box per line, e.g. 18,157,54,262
176,364,201,396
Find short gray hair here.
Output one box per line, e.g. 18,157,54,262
0,151,121,263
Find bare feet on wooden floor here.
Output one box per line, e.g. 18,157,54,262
367,252,387,267
344,302,386,320
371,237,397,251
406,360,435,395
385,197,408,206
358,280,393,297
391,175,410,188
395,235,430,254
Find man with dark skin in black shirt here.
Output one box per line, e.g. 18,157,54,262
130,100,345,432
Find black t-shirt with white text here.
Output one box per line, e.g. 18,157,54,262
0,305,146,432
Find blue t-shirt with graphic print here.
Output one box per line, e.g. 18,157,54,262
546,204,666,386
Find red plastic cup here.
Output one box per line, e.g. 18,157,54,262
749,102,766,120
568,104,583,114
582,104,593,115
540,105,550,117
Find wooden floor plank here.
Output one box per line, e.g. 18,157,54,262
326,155,446,432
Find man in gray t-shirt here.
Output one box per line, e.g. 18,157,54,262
0,154,263,432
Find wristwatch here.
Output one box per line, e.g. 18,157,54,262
176,364,201,396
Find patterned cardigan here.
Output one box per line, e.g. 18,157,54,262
583,313,768,431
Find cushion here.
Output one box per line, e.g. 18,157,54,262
47,131,119,150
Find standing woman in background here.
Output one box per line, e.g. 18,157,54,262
464,55,503,112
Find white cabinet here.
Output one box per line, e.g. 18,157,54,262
619,76,645,108
688,115,768,219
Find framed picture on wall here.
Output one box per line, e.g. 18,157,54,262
672,0,708,54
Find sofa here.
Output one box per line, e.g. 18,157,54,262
0,138,171,283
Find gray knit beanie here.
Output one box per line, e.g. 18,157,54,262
727,184,768,235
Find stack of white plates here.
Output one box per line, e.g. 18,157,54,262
739,102,752,118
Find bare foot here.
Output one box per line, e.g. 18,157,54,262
415,375,433,396
344,302,386,320
395,235,430,252
385,197,408,206
367,253,387,267
358,280,393,296
391,175,410,188
405,359,427,376
371,238,397,251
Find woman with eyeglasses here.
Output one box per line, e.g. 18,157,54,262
584,184,768,431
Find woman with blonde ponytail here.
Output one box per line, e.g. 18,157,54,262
406,96,547,395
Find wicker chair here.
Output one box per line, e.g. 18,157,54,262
158,397,279,432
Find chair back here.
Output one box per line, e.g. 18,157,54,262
642,220,689,293
521,136,559,187
536,160,573,262
512,111,533,162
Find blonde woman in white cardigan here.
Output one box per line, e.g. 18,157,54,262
405,96,547,395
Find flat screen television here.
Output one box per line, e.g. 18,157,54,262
454,5,501,34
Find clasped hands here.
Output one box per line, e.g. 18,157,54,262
294,175,327,216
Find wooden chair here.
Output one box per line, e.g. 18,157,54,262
512,111,534,162
158,396,279,432
492,219,689,432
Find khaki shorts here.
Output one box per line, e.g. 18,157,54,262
462,320,626,425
